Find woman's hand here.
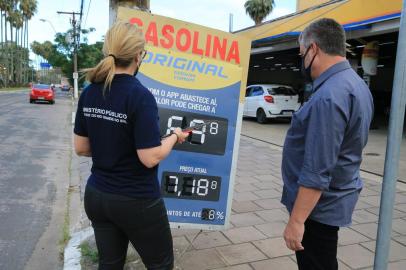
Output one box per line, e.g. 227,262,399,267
137,128,189,168
173,128,189,144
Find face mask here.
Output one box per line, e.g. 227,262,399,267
301,45,317,83
133,54,143,77
133,63,141,77
134,51,147,77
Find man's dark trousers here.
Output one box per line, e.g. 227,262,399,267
295,219,340,270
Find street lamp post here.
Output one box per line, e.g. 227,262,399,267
39,19,57,35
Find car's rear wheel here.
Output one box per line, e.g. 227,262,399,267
29,99,34,103
50,100,55,105
256,108,267,124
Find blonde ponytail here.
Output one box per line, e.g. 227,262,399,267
84,21,145,93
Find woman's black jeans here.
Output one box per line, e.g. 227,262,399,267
84,184,174,270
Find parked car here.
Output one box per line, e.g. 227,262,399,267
243,84,300,123
29,84,55,104
61,85,70,91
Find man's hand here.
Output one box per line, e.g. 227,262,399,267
283,186,322,251
283,218,305,251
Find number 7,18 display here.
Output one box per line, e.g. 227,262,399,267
158,108,228,155
161,171,221,201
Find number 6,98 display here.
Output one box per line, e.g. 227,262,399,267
158,108,228,155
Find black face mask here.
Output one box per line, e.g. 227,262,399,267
134,51,147,77
301,46,317,83
133,62,141,77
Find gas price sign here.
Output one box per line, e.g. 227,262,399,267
117,8,250,230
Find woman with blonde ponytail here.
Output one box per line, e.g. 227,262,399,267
73,21,188,270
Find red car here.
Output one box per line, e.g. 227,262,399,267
29,84,55,104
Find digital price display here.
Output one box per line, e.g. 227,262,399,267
162,171,221,201
159,108,228,155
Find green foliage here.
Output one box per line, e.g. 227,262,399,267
244,0,275,25
31,28,104,85
80,241,99,264
78,41,104,70
0,42,31,87
0,0,38,87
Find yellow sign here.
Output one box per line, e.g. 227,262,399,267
141,46,242,90
117,7,251,101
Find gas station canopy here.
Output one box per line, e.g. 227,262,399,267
235,0,402,54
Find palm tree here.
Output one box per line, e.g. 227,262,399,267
135,0,150,10
14,12,23,84
244,0,275,25
20,0,37,84
1,0,14,87
6,7,19,85
0,0,6,46
0,0,7,86
0,0,13,87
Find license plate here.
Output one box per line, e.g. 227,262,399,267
283,111,292,116
37,97,45,100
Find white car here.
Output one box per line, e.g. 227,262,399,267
243,84,301,123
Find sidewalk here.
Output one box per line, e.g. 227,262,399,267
72,136,406,270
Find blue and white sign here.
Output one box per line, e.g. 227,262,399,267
40,62,51,69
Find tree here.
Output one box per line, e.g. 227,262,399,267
31,28,103,86
0,0,37,87
0,0,13,86
134,0,150,10
20,0,37,83
244,0,275,25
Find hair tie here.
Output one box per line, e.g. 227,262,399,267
108,54,117,61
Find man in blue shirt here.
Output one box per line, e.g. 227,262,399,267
281,18,373,270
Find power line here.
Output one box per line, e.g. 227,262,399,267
83,0,92,30
78,0,85,42
79,0,84,26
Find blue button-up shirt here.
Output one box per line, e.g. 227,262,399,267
281,61,374,227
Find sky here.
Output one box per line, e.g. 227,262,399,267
30,0,297,66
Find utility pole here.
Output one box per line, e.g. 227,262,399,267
229,13,234,33
57,11,81,99
374,0,406,269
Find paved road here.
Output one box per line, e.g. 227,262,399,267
0,89,72,270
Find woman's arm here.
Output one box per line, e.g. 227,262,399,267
137,128,188,168
74,134,92,157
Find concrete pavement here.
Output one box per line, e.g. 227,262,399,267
75,125,406,270
241,118,406,182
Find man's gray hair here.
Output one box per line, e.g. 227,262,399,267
299,18,346,57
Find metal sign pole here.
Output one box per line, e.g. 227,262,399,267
374,1,406,269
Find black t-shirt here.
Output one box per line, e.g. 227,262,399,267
74,74,162,198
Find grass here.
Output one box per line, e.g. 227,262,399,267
80,241,99,264
59,148,73,260
0,87,28,91
58,186,71,260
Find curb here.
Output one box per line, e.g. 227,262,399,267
64,97,93,270
63,227,94,270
